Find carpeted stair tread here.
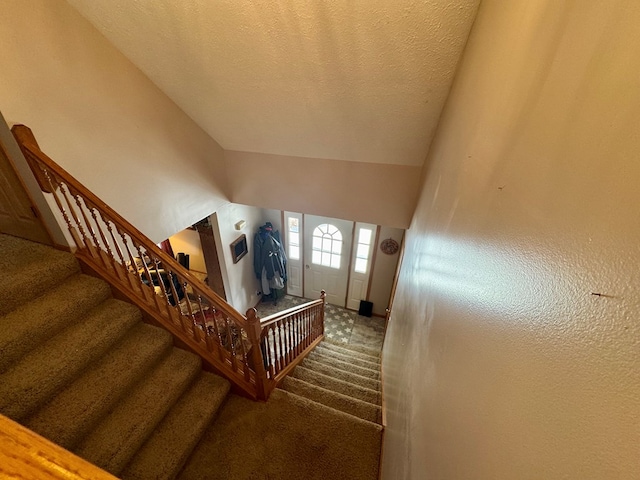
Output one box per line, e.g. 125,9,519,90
317,342,381,363
121,372,231,480
291,365,380,405
301,357,381,391
74,347,202,476
308,351,380,380
25,323,174,451
0,274,111,373
312,346,381,370
324,340,382,359
279,376,382,424
179,389,382,480
0,234,80,316
0,298,140,421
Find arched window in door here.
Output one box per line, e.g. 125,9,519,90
311,223,342,269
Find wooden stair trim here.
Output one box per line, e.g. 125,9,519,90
0,413,117,480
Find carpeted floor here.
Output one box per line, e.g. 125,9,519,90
179,297,386,480
256,295,386,351
178,389,382,480
2,234,386,480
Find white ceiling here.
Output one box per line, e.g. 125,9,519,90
66,0,479,166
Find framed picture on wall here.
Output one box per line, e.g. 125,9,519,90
230,234,248,264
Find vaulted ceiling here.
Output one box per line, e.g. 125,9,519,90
66,0,479,167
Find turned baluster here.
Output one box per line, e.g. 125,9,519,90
58,183,89,251
237,327,251,382
245,308,268,400
223,316,238,372
274,321,282,368
165,271,184,327
121,233,148,298
283,318,291,363
135,245,163,312
296,312,303,354
319,290,327,336
263,329,275,378
109,226,136,291
74,194,105,263
287,317,294,362
207,307,226,361
103,218,129,282
90,208,117,272
195,293,208,331
180,281,200,342
277,320,287,367
292,315,299,358
153,258,175,318
41,169,83,248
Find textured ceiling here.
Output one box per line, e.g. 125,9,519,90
66,0,479,166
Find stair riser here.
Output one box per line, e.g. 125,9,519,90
0,275,112,373
317,343,381,363
75,349,202,476
314,346,381,370
280,376,382,425
0,300,140,421
307,352,380,379
0,235,80,316
292,366,380,405
25,324,175,451
301,358,381,391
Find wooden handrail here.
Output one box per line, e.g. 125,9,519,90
12,125,248,329
259,291,326,385
0,413,117,479
12,124,263,398
10,124,325,401
260,298,324,325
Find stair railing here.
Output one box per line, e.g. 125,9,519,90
258,292,326,386
12,124,325,400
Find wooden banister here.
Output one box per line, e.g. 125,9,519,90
12,125,248,329
259,291,326,386
10,124,326,401
0,413,117,479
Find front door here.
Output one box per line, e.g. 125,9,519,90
0,140,51,245
303,214,353,307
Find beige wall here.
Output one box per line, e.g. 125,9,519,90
0,0,229,243
382,1,640,479
212,203,282,313
224,151,421,230
368,227,404,316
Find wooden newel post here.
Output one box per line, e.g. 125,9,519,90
245,308,269,400
320,290,327,335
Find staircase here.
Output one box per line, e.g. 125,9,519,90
280,341,383,425
0,233,384,479
0,233,230,479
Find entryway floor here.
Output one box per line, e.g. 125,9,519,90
255,295,386,351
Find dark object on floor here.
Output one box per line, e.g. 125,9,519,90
358,300,373,317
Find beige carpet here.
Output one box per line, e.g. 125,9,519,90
0,234,230,479
179,389,382,480
1,233,384,480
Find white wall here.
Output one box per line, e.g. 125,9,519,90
368,227,404,316
382,1,640,478
0,0,229,243
212,203,282,313
225,150,421,230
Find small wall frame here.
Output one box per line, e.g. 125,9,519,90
230,234,248,264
